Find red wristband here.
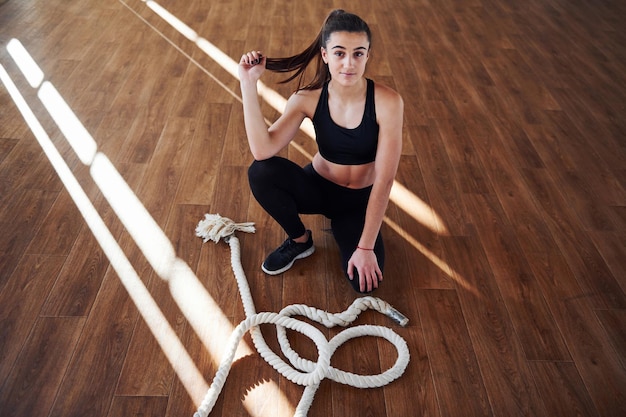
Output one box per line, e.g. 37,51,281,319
357,246,374,251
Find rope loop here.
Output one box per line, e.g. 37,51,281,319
194,215,410,417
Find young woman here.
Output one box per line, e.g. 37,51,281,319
238,9,403,293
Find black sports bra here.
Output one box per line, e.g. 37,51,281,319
312,79,379,165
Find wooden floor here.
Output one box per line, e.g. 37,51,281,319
1,0,625,416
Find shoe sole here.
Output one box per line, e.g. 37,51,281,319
261,245,315,275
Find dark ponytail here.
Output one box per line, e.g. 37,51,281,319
265,9,372,91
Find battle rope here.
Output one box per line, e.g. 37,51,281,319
193,214,410,417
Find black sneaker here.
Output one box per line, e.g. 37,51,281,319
262,231,315,275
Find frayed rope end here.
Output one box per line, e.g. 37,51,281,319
195,213,255,243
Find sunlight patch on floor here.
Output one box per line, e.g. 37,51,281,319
2,39,258,408
384,216,477,295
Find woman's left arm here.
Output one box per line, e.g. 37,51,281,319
348,84,404,292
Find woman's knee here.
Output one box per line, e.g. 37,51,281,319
248,157,281,191
248,157,272,181
249,156,294,180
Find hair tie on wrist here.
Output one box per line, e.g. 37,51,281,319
357,246,374,251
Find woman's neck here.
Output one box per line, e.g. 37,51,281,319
328,77,367,101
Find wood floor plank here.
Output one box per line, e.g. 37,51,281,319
0,316,85,417
0,254,65,388
464,192,571,360
169,204,208,271
220,103,252,167
433,118,491,195
526,111,624,230
243,194,286,315
555,298,626,416
594,308,626,370
389,56,428,126
107,395,169,417
0,131,60,197
281,214,330,306
482,48,561,116
390,155,455,291
116,203,206,397
445,233,553,416
25,188,83,256
372,214,424,318
589,231,626,293
413,124,470,237
195,228,243,320
196,165,251,320
40,161,147,317
113,59,186,165
218,354,298,417
39,224,109,317
131,116,197,225
47,268,139,417
494,188,626,416
0,137,18,164
528,361,601,417
417,289,493,417
378,320,440,417
115,282,181,397
0,190,59,285
164,319,218,417
0,94,29,140
521,167,626,309
545,87,626,179
174,103,230,205
329,336,386,417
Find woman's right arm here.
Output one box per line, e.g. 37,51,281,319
239,52,308,160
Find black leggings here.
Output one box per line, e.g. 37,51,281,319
248,156,384,292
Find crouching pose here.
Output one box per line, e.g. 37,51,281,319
238,9,403,293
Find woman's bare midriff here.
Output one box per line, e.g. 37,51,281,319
312,153,375,189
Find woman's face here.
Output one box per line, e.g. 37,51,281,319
321,31,370,86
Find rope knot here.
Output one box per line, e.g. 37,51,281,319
195,213,255,243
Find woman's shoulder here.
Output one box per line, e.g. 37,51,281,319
372,80,403,105
286,87,323,118
292,87,323,100
372,81,404,119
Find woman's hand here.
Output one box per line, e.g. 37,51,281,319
347,248,383,293
239,51,266,85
